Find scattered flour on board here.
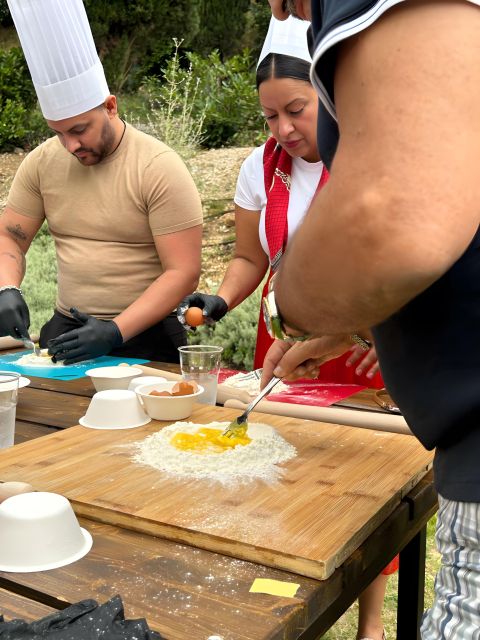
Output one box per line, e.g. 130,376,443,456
133,421,297,485
222,370,288,397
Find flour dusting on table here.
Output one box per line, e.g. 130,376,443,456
223,371,288,397
134,421,296,484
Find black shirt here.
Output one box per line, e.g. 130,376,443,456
310,0,480,502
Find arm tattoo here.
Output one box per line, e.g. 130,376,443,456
0,250,26,278
6,224,28,242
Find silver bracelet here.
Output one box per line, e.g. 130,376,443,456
0,285,23,296
350,333,372,351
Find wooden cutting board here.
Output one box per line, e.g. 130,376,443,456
0,405,433,579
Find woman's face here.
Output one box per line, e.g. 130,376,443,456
259,77,319,162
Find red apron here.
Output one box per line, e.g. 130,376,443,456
253,137,383,390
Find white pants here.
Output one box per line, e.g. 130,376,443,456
421,496,480,639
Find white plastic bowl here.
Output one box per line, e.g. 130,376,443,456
128,375,167,392
85,366,143,392
0,492,92,572
135,381,204,421
79,389,151,430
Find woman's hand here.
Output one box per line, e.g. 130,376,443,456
260,334,353,388
345,344,380,380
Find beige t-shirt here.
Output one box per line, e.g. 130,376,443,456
7,124,203,319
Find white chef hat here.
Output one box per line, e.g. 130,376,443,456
7,0,109,121
257,15,311,68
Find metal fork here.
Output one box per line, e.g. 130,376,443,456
222,376,282,438
22,337,41,357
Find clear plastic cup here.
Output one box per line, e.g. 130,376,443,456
178,345,223,405
0,371,20,449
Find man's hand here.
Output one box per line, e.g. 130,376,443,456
260,334,353,388
177,293,228,330
0,288,30,340
48,308,123,364
268,0,289,20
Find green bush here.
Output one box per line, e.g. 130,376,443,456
137,48,263,149
0,47,49,150
0,47,36,106
188,49,263,148
189,287,261,370
132,41,206,158
0,99,27,148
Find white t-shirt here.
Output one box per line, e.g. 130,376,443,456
234,143,324,257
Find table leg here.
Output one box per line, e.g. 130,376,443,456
397,525,427,640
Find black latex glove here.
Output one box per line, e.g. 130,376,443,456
177,292,228,329
47,308,123,364
0,289,30,340
0,594,164,639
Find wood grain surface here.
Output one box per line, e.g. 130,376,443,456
0,588,56,621
0,518,322,640
0,405,433,580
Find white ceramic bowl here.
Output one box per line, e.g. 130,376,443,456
79,389,151,430
0,492,92,572
135,381,204,421
85,366,143,392
128,375,167,392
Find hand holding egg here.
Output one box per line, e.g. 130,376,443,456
185,307,204,327
177,293,228,329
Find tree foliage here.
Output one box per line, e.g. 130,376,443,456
193,0,251,58
0,0,11,26
84,0,202,93
241,0,272,58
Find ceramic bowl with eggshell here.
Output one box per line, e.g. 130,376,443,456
127,375,167,392
85,366,143,392
0,491,92,572
135,381,203,421
79,389,151,430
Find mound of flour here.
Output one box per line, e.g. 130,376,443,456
223,370,288,397
133,421,296,484
16,351,62,367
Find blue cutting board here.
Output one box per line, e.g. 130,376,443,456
0,351,149,380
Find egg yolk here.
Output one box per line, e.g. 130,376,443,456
170,427,251,453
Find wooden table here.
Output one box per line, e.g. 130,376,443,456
0,360,438,639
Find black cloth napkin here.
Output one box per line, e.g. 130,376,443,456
0,595,163,639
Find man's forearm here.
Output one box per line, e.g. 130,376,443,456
0,236,26,286
274,181,449,337
113,269,199,341
275,2,480,337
